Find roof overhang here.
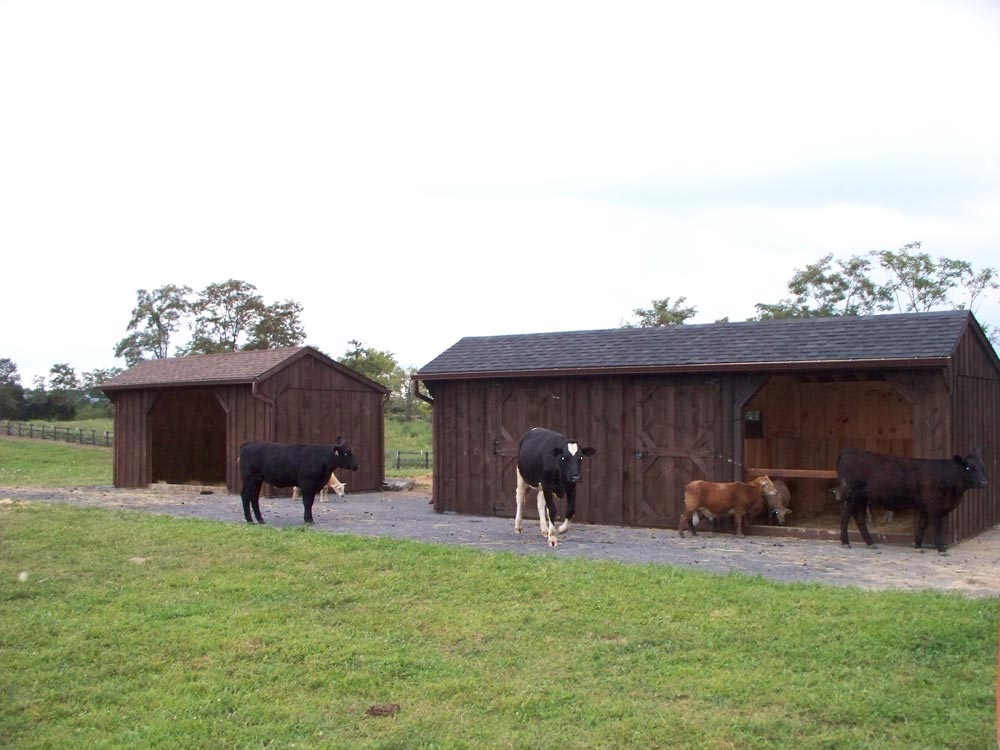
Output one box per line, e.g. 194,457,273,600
415,356,951,382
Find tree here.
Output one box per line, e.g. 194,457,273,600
338,340,403,392
114,284,192,366
79,367,121,418
0,358,25,419
47,363,80,391
754,254,894,320
244,299,307,350
754,243,998,331
623,296,697,327
875,241,966,313
185,280,307,354
186,280,267,354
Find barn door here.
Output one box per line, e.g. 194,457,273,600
633,378,722,528
493,380,566,517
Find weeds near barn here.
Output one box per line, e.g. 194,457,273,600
1,503,996,750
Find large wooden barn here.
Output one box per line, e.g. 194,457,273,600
416,310,1000,546
101,346,388,493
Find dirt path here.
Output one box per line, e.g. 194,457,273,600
3,484,1000,597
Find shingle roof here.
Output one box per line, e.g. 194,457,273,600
100,346,387,393
417,310,979,380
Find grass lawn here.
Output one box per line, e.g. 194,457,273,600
1,502,996,750
0,437,112,487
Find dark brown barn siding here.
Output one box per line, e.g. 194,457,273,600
420,312,1000,544
110,389,156,488
106,348,386,494
948,326,1000,545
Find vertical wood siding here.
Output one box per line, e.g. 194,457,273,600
111,352,385,495
427,349,999,544
947,327,1000,545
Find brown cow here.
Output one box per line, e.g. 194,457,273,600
767,478,793,525
678,476,779,538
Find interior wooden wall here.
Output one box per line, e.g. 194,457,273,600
743,376,914,518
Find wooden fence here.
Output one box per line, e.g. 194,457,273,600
385,450,432,470
0,420,114,447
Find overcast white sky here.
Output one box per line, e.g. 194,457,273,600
2,0,998,385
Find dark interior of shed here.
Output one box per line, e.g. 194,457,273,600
149,388,226,485
742,374,915,536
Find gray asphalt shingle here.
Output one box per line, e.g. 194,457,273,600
418,310,974,378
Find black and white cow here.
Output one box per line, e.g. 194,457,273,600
238,439,359,525
514,427,596,547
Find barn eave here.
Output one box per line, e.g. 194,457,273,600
416,356,951,382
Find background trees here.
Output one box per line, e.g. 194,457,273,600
625,243,999,344
337,340,430,422
115,280,306,363
0,359,120,420
753,242,998,326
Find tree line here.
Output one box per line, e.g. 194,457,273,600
4,245,995,422
0,278,429,422
625,242,999,344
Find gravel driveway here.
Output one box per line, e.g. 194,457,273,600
4,484,999,597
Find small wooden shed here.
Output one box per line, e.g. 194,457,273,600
416,310,1000,546
101,346,388,493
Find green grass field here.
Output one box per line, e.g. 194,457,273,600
1,416,433,483
0,437,112,486
1,503,996,750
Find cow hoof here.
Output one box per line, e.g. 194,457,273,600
937,550,949,557
548,536,558,548
515,527,522,535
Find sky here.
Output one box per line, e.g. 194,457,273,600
2,0,998,386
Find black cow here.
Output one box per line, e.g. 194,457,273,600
837,447,987,554
238,439,359,525
514,427,596,547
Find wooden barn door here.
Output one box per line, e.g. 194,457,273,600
633,377,722,528
492,380,567,517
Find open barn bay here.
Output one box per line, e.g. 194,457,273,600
1,502,996,749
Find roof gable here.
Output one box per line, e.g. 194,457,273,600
418,310,986,380
101,346,388,393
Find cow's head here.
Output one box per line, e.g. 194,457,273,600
957,451,988,489
551,441,596,484
333,437,360,471
752,475,792,525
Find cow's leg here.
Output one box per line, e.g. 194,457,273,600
734,510,745,538
536,489,550,537
298,487,317,524
557,486,576,535
678,506,695,537
514,470,529,534
851,502,876,548
539,490,560,546
241,479,265,524
930,513,949,555
914,507,929,550
838,484,853,547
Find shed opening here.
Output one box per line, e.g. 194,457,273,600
149,388,226,486
743,375,915,537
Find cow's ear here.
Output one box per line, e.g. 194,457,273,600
953,455,966,466
551,447,564,457
582,447,596,457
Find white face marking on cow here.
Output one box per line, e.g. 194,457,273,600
567,442,579,456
